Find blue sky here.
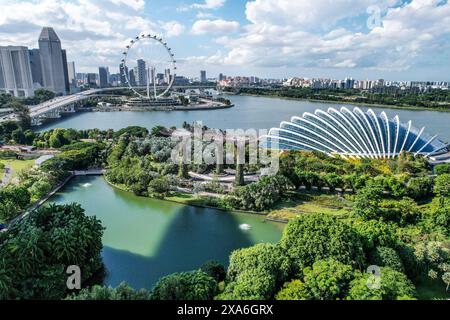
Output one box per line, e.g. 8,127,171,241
0,0,449,81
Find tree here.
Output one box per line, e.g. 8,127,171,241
346,268,416,300
11,128,26,144
0,203,104,299
380,197,421,226
220,243,288,300
353,184,384,220
371,247,404,273
406,176,433,199
9,100,31,129
351,219,399,253
151,270,218,300
435,164,450,175
113,126,148,138
434,174,450,199
301,259,355,300
151,126,168,137
323,173,343,192
275,280,307,300
67,282,151,300
201,260,226,283
147,177,170,198
414,241,450,290
280,214,365,276
29,179,53,200
227,175,293,211
33,88,55,104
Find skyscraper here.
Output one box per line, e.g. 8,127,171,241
99,66,109,88
137,59,147,86
164,68,171,84
61,49,70,94
119,63,128,86
28,48,43,87
38,27,66,95
200,70,207,83
129,69,136,86
87,73,97,86
0,46,34,97
67,61,76,85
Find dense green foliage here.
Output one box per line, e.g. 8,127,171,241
67,282,151,300
226,175,294,211
0,185,31,221
0,204,104,299
150,270,218,300
280,214,365,273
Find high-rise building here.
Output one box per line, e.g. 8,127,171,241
61,49,70,94
200,70,207,83
344,77,355,89
164,68,171,84
99,66,109,88
129,69,136,86
119,63,128,85
218,73,224,81
87,73,97,86
28,48,43,87
0,46,34,97
137,59,147,86
38,27,66,95
67,61,76,85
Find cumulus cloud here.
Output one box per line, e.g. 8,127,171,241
0,0,184,72
162,21,185,37
178,0,225,12
204,0,450,71
191,19,240,35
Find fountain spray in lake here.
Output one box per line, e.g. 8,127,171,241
81,183,92,188
239,224,252,231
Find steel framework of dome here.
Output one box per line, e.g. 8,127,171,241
261,107,449,159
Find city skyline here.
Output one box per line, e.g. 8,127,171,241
0,0,449,81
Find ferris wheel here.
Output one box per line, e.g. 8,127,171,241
121,34,176,99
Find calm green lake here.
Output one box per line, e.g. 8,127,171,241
39,95,450,142
49,175,284,290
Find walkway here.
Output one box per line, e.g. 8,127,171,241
1,164,12,186
188,171,260,183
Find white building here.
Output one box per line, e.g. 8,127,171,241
0,46,34,97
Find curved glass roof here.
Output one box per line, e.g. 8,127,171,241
261,107,449,159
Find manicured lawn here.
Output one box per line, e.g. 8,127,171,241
268,193,351,221
0,159,35,181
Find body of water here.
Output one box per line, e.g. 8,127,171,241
39,95,450,142
49,176,283,290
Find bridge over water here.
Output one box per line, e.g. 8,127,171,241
0,85,217,126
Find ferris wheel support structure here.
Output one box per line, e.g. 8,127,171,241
121,34,177,100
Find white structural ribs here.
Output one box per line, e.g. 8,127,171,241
263,107,448,159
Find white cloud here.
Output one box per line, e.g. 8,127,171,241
192,19,240,35
162,21,185,37
178,0,226,12
192,0,226,10
245,0,398,29
211,0,450,71
0,0,184,72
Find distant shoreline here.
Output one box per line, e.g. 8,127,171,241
230,93,450,113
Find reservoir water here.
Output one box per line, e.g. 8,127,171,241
39,95,450,142
49,176,284,290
